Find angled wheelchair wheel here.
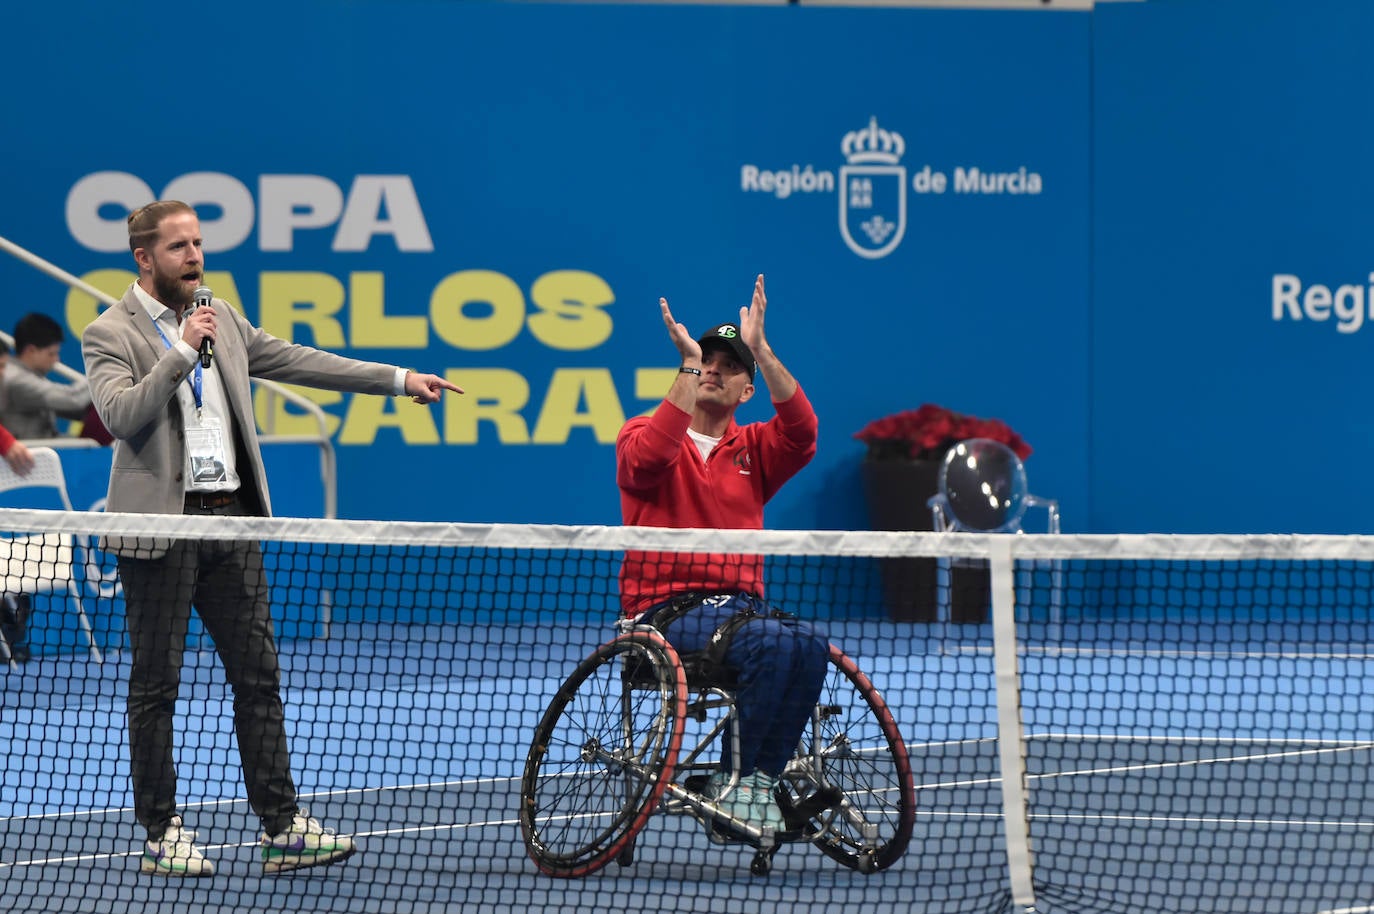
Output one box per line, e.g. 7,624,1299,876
520,629,687,877
781,644,915,873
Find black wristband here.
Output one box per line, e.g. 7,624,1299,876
678,366,702,376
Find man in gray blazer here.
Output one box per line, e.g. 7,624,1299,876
82,199,462,878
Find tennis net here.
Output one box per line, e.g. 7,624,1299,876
0,508,1371,914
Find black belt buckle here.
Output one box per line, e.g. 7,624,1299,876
186,491,236,510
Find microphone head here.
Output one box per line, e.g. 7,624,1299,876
193,285,213,308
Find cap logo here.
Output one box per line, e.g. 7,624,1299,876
715,325,738,338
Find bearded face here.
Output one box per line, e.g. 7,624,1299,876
136,211,203,311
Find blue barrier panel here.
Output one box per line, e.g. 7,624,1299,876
1092,0,1374,533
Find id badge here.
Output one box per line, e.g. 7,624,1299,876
187,416,229,485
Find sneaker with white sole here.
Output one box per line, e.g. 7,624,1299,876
141,815,214,877
260,808,358,874
702,771,788,841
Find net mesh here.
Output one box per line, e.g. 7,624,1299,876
1,508,1372,914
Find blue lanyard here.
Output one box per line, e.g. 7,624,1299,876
151,312,203,412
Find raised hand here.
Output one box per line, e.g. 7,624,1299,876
738,274,767,356
661,297,703,364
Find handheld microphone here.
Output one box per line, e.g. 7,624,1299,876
192,285,214,368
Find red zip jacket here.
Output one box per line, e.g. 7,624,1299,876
616,387,818,616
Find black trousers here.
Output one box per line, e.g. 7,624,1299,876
117,497,297,840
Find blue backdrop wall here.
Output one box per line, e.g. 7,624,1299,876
0,1,1354,534
1092,0,1374,533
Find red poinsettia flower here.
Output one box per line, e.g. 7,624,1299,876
854,403,1032,461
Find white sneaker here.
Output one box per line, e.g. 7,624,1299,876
140,815,214,877
260,808,358,874
703,771,788,838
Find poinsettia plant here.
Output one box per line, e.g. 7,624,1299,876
854,403,1032,462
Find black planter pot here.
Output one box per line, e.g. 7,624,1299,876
949,562,991,624
862,456,991,623
861,458,940,622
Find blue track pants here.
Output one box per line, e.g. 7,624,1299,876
651,592,830,777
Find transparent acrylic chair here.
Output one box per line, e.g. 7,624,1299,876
926,438,1061,625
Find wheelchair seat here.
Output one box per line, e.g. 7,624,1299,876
621,638,740,692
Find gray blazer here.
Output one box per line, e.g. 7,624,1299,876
82,285,399,555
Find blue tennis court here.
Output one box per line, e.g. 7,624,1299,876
3,615,1373,914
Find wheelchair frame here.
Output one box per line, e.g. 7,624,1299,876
519,620,916,878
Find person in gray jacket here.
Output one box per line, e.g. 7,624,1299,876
82,199,462,878
0,311,91,440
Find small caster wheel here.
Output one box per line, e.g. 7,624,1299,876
617,843,635,867
750,851,772,877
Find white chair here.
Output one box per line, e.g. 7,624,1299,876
927,438,1061,624
0,447,102,666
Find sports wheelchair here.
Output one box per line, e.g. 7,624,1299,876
519,615,916,877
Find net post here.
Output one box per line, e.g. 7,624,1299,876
990,537,1036,909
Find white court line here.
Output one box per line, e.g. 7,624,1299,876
0,817,525,871
1028,740,1374,782
0,774,523,825
912,736,1374,832
9,736,1373,865
1033,732,1374,746
1030,811,1374,829
905,735,1374,795
0,774,524,869
943,642,1374,661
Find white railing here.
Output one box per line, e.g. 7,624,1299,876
0,234,338,518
